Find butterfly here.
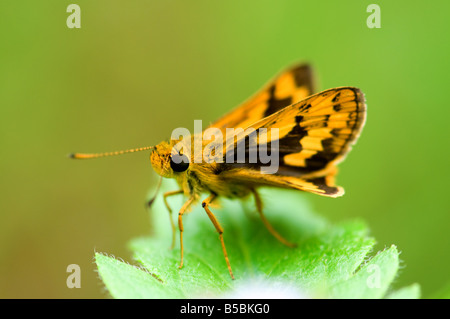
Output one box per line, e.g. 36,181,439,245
70,63,366,279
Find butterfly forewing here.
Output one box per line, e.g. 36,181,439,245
217,87,366,197
210,64,315,133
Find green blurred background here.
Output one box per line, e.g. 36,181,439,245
0,1,449,298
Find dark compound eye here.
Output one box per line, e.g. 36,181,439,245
170,153,190,172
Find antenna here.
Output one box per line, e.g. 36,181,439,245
68,146,154,159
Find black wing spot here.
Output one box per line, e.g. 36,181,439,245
304,137,337,170
333,104,342,112
292,64,314,93
299,103,312,111
332,92,341,102
309,177,339,195
263,85,292,117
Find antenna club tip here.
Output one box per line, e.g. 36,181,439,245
68,153,89,159
67,146,153,160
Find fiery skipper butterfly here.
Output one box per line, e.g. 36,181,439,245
70,64,366,279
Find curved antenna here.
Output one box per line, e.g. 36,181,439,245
69,146,154,160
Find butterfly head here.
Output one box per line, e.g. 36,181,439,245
150,140,190,178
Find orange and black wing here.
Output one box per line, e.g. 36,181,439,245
210,64,315,133
218,87,366,197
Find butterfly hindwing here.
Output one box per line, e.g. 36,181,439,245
278,165,344,197
217,165,343,197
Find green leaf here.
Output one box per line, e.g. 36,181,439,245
95,185,419,299
328,245,399,299
95,253,176,299
386,284,421,299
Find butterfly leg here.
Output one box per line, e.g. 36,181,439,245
178,196,195,269
202,193,235,280
163,190,184,249
252,189,297,248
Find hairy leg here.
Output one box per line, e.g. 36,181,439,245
163,189,183,249
202,193,235,280
252,189,297,248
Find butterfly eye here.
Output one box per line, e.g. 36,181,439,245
170,153,190,172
